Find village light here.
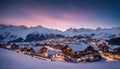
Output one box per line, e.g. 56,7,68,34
77,58,81,62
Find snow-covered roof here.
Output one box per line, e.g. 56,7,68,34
19,45,33,49
33,46,44,51
47,50,62,55
19,45,44,51
108,45,120,49
68,42,99,51
46,46,62,55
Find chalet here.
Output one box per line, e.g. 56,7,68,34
62,45,77,59
97,41,109,52
52,44,64,50
69,45,100,63
11,43,19,50
61,42,100,62
71,54,101,63
99,51,120,60
27,48,35,55
52,53,64,61
36,47,48,57
114,47,120,53
21,47,28,54
97,40,108,47
39,47,47,53
47,48,64,61
84,46,98,54
68,43,98,54
110,52,120,60
62,45,73,56
101,45,109,52
73,51,84,58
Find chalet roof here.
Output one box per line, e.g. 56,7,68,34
33,46,44,51
47,50,62,55
10,42,31,45
68,42,99,51
46,46,62,55
108,45,120,49
19,45,32,49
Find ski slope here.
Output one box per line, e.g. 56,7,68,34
0,48,120,69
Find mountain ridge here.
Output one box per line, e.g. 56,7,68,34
0,24,120,43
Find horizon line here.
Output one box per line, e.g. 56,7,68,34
0,24,119,31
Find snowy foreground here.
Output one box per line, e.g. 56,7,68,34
0,48,120,69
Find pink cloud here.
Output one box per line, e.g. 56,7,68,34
20,9,76,30
61,12,77,20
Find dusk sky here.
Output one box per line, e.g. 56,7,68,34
0,0,120,31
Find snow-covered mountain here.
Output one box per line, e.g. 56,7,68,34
0,25,62,38
63,28,94,37
0,25,63,43
64,27,120,39
0,24,120,43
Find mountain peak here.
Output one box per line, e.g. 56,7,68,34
35,25,43,28
96,27,102,30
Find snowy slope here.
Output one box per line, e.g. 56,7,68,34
0,48,120,69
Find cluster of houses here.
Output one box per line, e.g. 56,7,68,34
96,40,120,60
9,42,102,62
11,43,49,57
1,38,120,63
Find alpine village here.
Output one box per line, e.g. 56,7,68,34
0,38,120,63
